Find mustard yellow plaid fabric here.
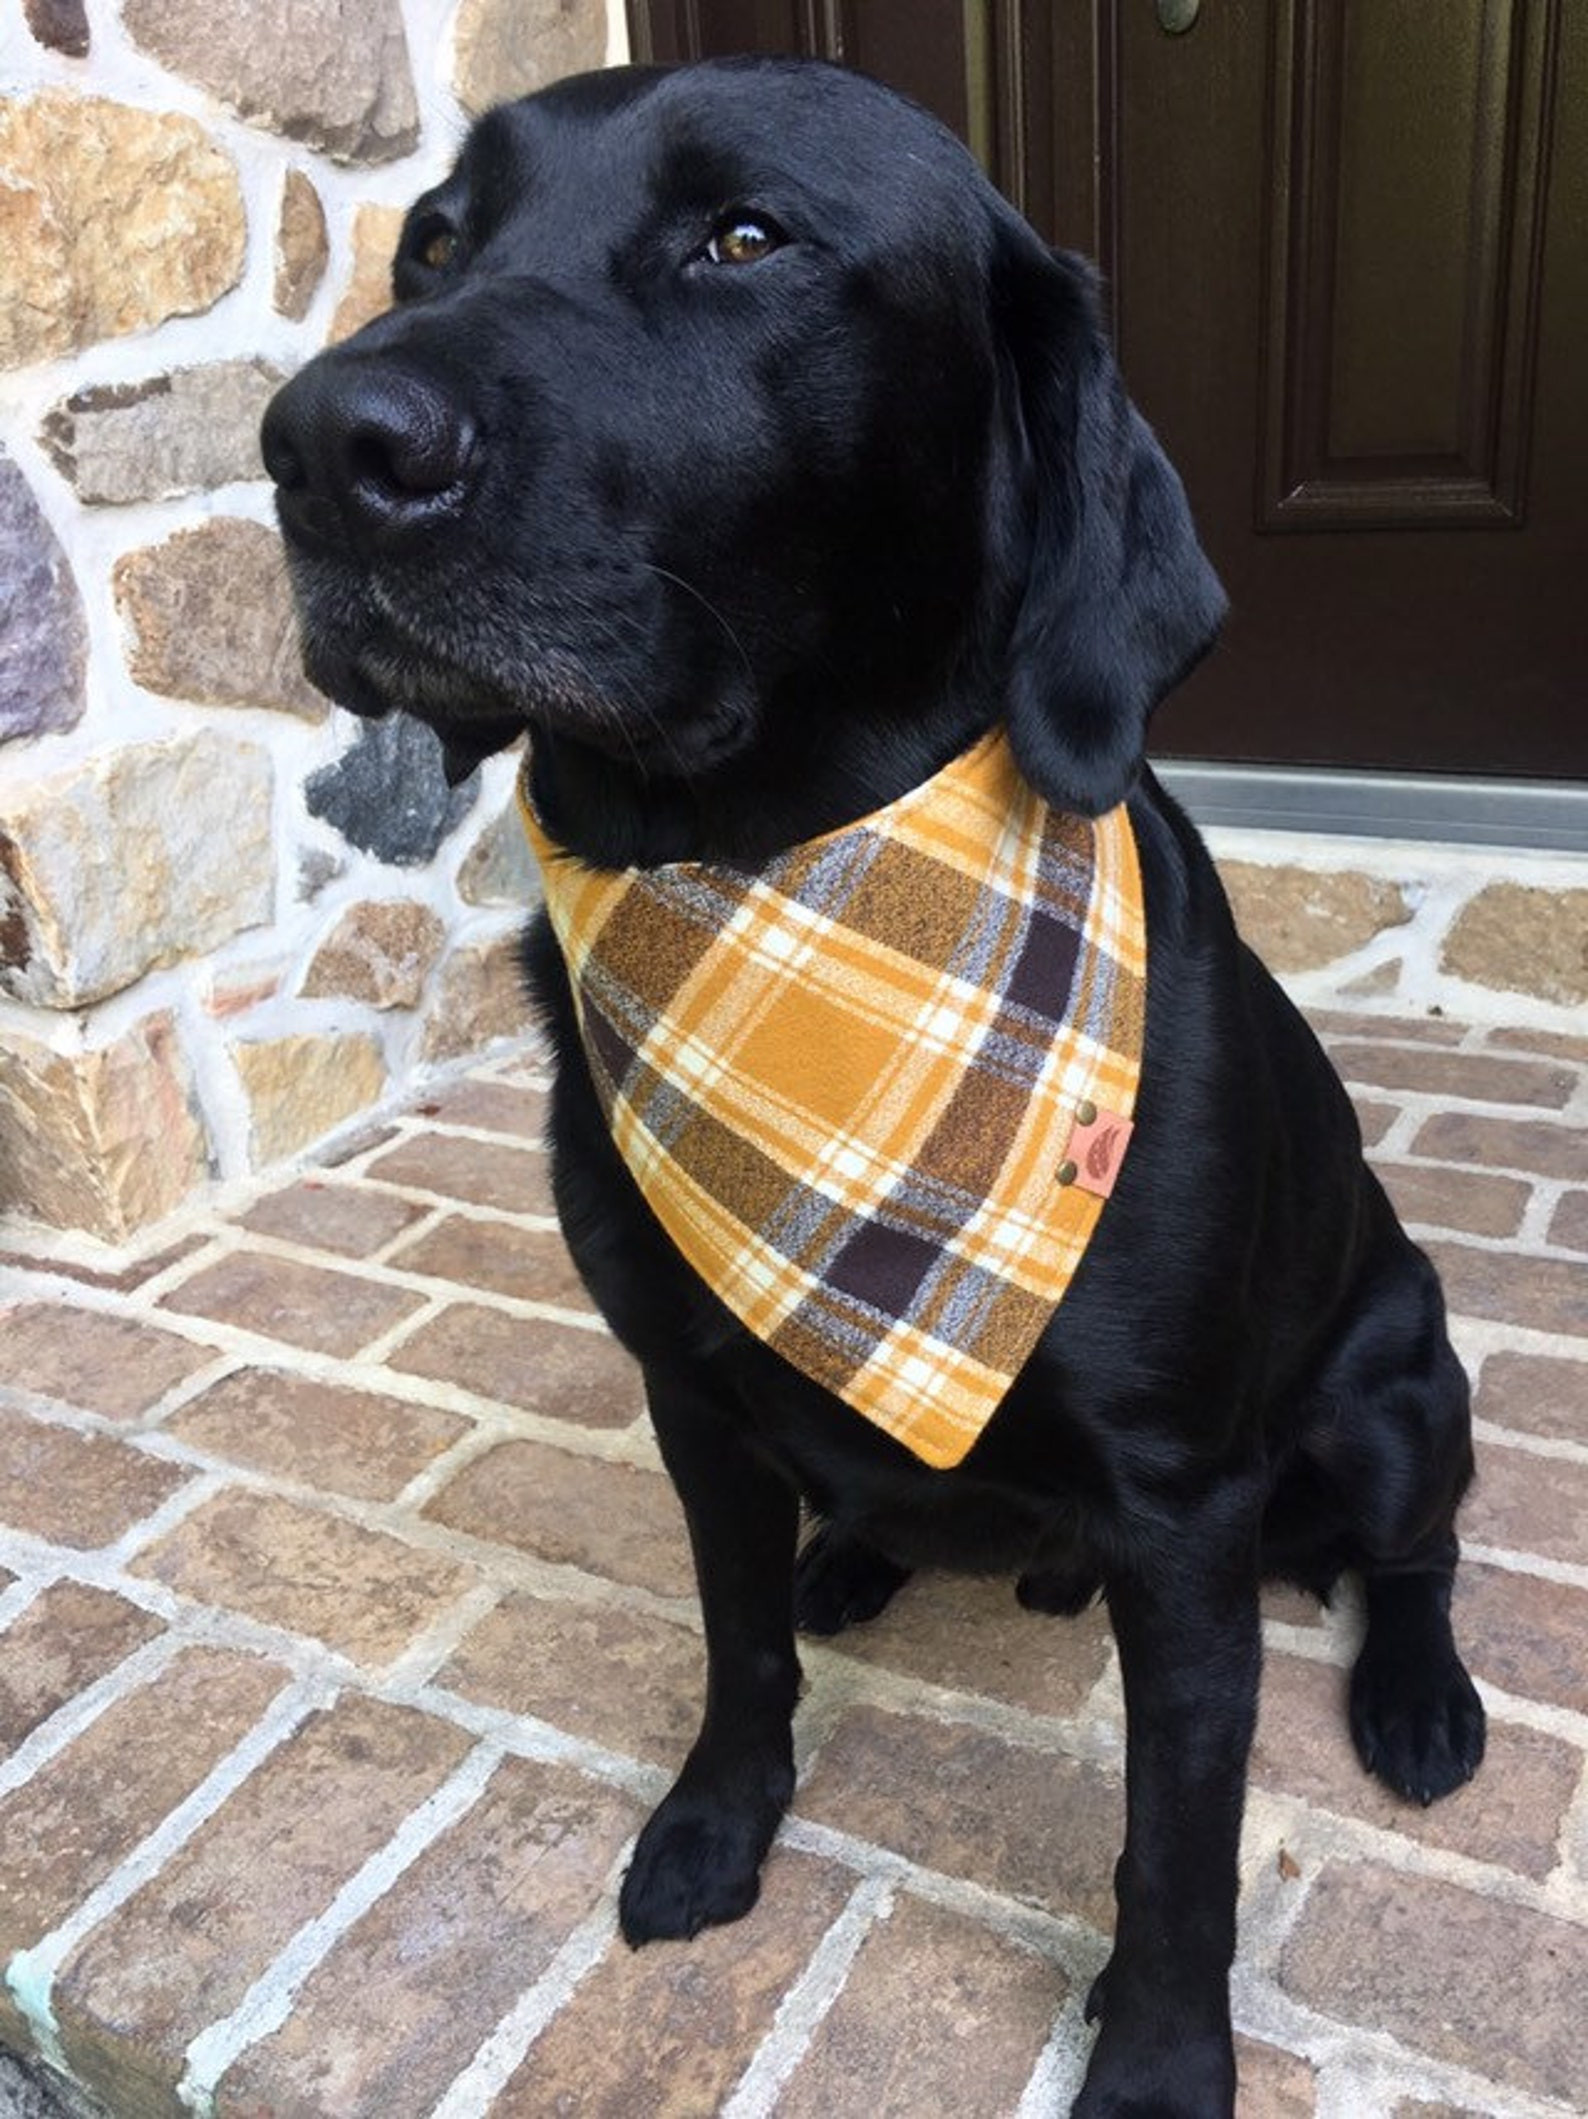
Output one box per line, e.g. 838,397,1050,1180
520,728,1146,1469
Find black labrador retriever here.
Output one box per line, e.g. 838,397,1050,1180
263,58,1485,2117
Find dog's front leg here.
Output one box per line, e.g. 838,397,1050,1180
619,1367,801,1947
1076,1537,1261,2119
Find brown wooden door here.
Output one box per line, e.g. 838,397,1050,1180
630,1,1588,783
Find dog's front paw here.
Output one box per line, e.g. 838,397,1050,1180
618,1775,789,1945
1350,1634,1486,1805
1074,2017,1234,2118
1075,1960,1234,2117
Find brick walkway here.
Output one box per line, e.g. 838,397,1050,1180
0,1012,1584,2119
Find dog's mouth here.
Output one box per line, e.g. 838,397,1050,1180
293,615,523,785
289,560,631,784
289,554,759,788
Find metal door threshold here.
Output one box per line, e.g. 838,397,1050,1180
1155,761,1588,853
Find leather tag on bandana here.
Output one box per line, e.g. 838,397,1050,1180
1061,1103,1134,1199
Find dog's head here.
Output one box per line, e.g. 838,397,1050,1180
264,59,1224,860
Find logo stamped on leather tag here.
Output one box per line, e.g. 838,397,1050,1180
1059,1102,1134,1199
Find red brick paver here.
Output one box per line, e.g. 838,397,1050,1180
436,1593,705,1765
0,1582,163,1752
422,1436,692,1596
1281,1865,1588,2108
130,1489,482,1666
496,1851,853,2119
159,1248,428,1357
57,1696,474,2116
0,1647,290,2049
165,1368,470,1501
389,1299,646,1427
798,1706,1123,1930
0,1409,192,1549
0,1018,1584,2118
237,1179,429,1258
0,1306,218,1420
220,1757,642,2118
776,1892,1065,2119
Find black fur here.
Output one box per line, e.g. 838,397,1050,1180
264,59,1483,2117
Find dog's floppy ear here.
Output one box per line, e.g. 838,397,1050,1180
992,218,1226,816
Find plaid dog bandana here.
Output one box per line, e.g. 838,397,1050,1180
520,728,1146,1468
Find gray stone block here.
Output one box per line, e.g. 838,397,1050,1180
0,450,87,744
304,716,479,867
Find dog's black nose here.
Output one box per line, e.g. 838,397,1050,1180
262,361,477,549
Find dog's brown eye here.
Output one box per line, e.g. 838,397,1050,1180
420,224,459,271
707,217,779,267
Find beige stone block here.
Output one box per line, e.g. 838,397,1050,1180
329,203,405,342
0,93,244,370
1440,882,1588,1009
420,934,534,1061
301,899,445,1008
122,0,418,165
0,1013,212,1238
275,169,329,319
452,0,608,116
204,964,286,1021
114,518,327,719
457,794,542,907
0,731,274,1008
232,1031,388,1165
39,360,284,505
1217,861,1412,974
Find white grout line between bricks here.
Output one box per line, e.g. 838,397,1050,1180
1462,1540,1588,1594
424,1854,632,2119
0,1573,41,1633
1015,1986,1097,2119
0,1633,186,1804
718,1874,893,2117
1470,1416,1588,1466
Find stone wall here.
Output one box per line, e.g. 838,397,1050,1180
1,0,620,1242
1206,830,1588,1029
